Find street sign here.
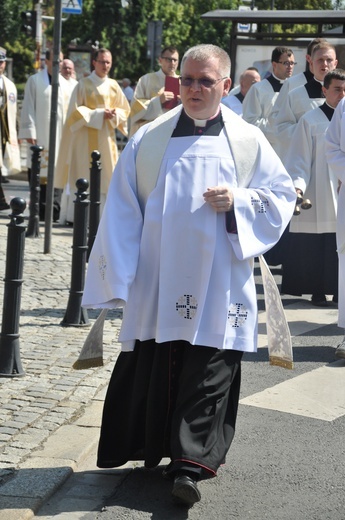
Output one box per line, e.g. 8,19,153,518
62,0,82,15
238,5,250,33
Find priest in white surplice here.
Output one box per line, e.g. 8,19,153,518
281,70,345,309
82,45,296,507
273,42,338,163
19,50,70,221
269,37,325,159
326,95,345,360
242,46,295,156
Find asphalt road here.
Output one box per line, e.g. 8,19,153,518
34,271,345,520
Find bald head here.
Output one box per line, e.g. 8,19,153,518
240,69,261,97
61,59,75,80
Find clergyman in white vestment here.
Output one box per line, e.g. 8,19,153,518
326,96,345,360
281,70,345,309
129,46,180,136
82,45,296,507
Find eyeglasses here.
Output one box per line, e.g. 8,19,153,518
161,56,178,63
179,76,227,89
278,61,297,66
95,60,111,65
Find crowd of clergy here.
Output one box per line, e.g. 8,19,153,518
2,36,345,507
1,37,344,355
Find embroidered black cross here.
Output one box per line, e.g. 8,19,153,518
251,196,269,214
176,294,198,320
228,303,248,328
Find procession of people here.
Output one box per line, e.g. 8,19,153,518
1,30,345,509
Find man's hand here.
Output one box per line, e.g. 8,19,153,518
19,138,36,145
203,186,234,212
104,108,116,120
160,90,175,105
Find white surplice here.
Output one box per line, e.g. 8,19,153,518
82,106,295,353
221,94,243,116
285,105,337,234
18,68,70,179
273,82,324,162
242,76,283,156
325,97,345,327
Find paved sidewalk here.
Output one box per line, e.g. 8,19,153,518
0,210,122,520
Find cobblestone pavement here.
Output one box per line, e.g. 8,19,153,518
0,205,122,519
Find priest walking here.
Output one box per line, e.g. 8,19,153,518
55,48,130,224
82,44,296,507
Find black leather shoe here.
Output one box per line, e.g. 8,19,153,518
0,202,10,211
172,475,201,506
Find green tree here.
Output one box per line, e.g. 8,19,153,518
0,0,37,85
1,0,344,84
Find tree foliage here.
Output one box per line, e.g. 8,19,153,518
1,0,343,84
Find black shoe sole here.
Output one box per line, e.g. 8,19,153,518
172,480,201,506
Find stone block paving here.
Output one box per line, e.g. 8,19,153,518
0,214,122,519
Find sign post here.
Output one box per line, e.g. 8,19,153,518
62,0,82,15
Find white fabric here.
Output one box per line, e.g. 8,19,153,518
222,94,243,116
129,69,178,136
286,105,337,234
272,83,324,162
229,85,240,96
64,77,78,97
270,71,309,125
54,71,130,222
0,75,20,173
18,68,70,179
325,97,345,327
82,106,296,353
242,78,281,155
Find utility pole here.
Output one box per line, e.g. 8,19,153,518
44,0,62,254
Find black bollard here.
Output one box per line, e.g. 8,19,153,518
87,150,101,261
0,198,27,377
26,145,44,238
61,179,90,327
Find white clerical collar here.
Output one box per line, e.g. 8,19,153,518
184,107,221,127
91,70,108,84
314,77,324,86
325,101,335,110
272,72,285,84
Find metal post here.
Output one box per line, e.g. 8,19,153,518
0,198,27,377
87,150,101,261
26,145,43,238
44,0,62,254
61,179,90,327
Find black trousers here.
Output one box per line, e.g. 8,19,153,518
97,340,243,479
